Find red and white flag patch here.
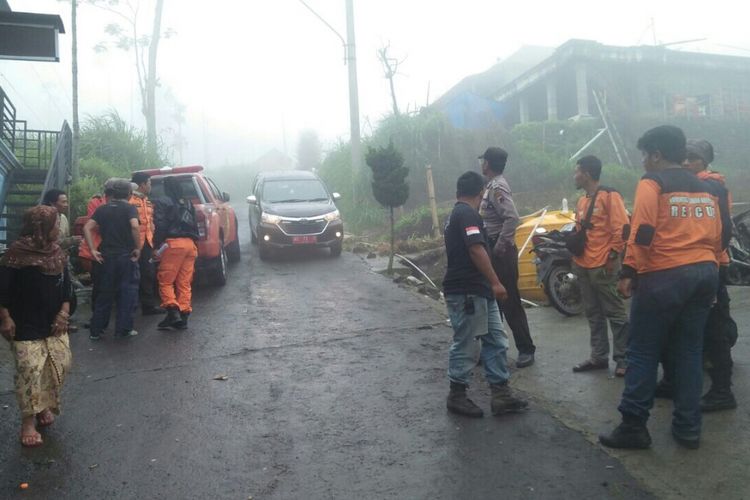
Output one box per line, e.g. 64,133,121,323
465,226,481,236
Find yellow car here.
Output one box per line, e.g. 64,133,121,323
515,207,577,304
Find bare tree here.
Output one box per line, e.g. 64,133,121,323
377,43,405,117
92,0,171,161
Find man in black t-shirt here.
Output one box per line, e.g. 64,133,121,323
83,178,141,340
443,171,528,418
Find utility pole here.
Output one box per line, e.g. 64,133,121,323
298,0,362,202
345,0,362,203
71,0,80,181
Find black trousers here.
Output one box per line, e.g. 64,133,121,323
138,242,160,309
704,280,735,389
490,244,536,355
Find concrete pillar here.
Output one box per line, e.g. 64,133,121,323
519,95,530,124
575,63,590,117
546,80,558,121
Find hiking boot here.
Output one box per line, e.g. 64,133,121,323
446,382,484,418
654,378,673,399
158,307,182,330
516,352,535,368
672,429,700,449
490,383,529,415
701,387,737,412
599,416,652,449
173,311,190,330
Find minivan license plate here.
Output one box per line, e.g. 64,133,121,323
292,235,317,245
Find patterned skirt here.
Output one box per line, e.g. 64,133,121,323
13,334,72,417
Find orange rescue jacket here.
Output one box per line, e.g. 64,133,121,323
622,168,721,278
572,187,630,269
129,191,154,249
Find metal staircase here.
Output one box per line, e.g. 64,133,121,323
0,86,72,246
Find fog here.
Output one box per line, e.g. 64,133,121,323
2,0,747,166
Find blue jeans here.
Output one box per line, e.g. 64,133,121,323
618,262,718,438
446,294,510,386
90,253,140,336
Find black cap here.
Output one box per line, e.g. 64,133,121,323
686,139,714,165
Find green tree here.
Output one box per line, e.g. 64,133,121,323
366,141,409,273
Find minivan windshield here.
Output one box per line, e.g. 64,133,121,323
263,179,329,203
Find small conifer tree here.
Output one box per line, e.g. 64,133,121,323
366,141,409,272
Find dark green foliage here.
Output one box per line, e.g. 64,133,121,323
69,111,168,218
319,106,750,237
366,141,409,209
79,111,163,171
318,141,384,233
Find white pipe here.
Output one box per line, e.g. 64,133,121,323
518,207,549,258
394,253,439,290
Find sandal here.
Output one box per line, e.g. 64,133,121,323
36,409,55,427
21,431,43,447
572,359,609,372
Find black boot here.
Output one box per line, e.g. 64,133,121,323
701,387,737,412
490,383,529,415
599,415,652,449
173,311,189,330
702,365,737,412
157,307,181,330
446,382,484,418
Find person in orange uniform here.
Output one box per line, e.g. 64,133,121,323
78,191,108,327
153,176,199,330
684,139,737,412
129,172,162,315
570,156,631,377
599,126,722,451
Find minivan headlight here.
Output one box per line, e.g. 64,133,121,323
262,212,283,224
323,209,341,222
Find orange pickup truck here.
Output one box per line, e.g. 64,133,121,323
132,165,240,286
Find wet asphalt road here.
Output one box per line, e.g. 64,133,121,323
0,211,652,499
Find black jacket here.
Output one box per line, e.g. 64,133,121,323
153,197,199,246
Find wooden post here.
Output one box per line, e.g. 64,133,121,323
425,164,440,239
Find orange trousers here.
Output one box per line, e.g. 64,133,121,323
157,238,197,313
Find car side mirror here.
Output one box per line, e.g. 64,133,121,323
223,192,230,202
246,195,257,204
332,192,341,201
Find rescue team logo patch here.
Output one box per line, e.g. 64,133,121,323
669,196,716,219
465,226,481,236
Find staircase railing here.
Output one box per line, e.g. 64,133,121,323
40,121,72,202
0,86,17,151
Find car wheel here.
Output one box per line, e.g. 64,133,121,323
226,224,241,263
330,241,342,257
258,241,271,261
210,244,228,286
